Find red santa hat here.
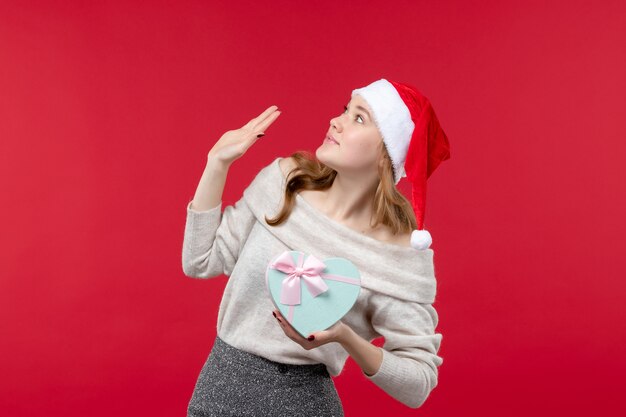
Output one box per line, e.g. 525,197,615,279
351,78,451,250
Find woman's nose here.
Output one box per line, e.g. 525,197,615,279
330,116,342,132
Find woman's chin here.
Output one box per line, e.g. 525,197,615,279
314,146,325,160
315,147,332,164
315,152,337,172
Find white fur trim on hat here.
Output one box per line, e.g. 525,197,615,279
351,79,414,185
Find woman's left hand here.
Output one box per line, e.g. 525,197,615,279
272,309,349,350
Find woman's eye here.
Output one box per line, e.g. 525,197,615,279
343,105,363,123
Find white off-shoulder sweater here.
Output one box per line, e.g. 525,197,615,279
181,156,444,409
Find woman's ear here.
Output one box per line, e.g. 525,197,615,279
377,140,388,169
377,152,387,170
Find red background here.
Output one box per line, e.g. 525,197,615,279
1,1,625,415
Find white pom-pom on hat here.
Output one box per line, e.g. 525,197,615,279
411,229,432,250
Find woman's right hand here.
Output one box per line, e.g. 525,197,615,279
207,105,281,167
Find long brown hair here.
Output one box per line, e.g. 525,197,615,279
265,141,417,235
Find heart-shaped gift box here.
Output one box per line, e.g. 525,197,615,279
265,250,362,338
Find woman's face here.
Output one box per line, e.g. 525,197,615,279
316,94,383,180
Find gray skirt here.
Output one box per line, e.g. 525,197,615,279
187,335,344,417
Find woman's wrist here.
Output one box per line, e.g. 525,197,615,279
338,324,383,377
205,153,231,172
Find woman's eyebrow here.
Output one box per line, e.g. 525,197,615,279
355,105,371,118
347,101,371,118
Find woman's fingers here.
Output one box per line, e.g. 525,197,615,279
274,309,306,340
241,112,280,151
254,109,281,134
245,105,279,129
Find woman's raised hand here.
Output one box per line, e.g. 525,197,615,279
207,105,281,166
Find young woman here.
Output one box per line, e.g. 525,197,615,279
182,78,451,416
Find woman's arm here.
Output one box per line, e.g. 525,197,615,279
183,157,252,278
182,193,255,279
337,326,384,377
345,294,444,409
182,105,281,278
189,157,230,212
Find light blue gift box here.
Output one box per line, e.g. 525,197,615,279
265,250,362,338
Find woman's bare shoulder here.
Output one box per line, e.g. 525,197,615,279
391,231,413,247
358,221,413,248
376,228,412,248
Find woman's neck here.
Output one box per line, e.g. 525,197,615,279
318,174,376,229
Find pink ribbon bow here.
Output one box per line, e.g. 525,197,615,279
269,251,329,305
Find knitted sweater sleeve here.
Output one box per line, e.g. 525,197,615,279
363,292,444,409
181,196,256,279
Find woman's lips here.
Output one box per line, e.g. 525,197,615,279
324,135,339,145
